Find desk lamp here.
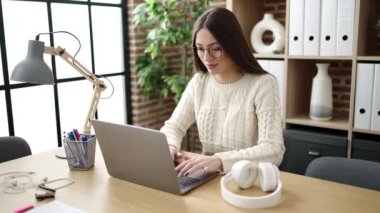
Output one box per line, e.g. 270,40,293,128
11,36,106,158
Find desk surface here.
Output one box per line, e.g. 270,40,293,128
1,148,380,213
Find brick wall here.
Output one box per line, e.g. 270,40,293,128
128,0,177,130
330,61,352,114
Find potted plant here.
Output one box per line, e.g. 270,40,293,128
132,0,211,103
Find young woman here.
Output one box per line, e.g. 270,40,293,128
160,8,285,176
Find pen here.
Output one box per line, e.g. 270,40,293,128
73,129,81,141
14,204,34,213
69,132,76,141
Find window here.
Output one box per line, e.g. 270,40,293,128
0,0,130,153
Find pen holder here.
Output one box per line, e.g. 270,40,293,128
63,135,96,170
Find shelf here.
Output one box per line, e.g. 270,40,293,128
356,56,380,61
254,53,285,59
286,114,349,131
287,55,353,60
227,0,380,161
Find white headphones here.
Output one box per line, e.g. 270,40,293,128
220,160,282,209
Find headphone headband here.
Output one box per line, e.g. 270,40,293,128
220,162,282,209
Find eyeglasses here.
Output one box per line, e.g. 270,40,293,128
193,47,223,58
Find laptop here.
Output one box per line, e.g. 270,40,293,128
92,120,218,195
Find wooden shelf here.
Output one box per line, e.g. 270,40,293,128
287,55,353,60
286,114,349,131
357,56,380,61
254,53,285,59
227,0,380,159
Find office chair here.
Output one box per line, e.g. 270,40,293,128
305,156,380,191
0,136,32,163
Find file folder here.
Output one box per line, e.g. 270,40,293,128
303,0,321,56
354,63,374,130
336,0,355,56
257,59,284,116
269,60,285,115
288,0,304,55
257,59,270,71
320,0,338,56
371,64,380,131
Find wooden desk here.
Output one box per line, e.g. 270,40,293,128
1,148,379,213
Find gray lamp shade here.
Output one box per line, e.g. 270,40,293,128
11,40,54,85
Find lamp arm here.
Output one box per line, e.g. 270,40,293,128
44,46,107,134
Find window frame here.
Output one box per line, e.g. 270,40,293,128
0,0,131,151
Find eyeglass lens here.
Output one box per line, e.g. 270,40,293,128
194,47,222,58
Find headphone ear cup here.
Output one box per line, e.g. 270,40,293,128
231,160,257,189
258,163,279,192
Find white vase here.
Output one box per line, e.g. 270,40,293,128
310,63,333,121
250,13,285,54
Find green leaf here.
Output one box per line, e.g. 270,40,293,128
145,0,155,5
132,4,148,26
147,28,159,40
160,88,169,98
132,0,212,102
151,46,159,59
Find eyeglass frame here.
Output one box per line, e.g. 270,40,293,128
192,46,224,58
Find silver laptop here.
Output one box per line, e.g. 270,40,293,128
92,120,218,195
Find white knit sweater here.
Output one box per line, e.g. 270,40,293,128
160,72,285,173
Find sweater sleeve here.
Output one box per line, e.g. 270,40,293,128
160,73,199,149
215,74,285,173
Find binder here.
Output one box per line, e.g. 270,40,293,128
270,60,285,114
257,60,285,115
371,64,380,131
354,63,374,130
303,0,321,56
336,0,355,56
288,0,304,55
257,59,270,71
320,0,338,56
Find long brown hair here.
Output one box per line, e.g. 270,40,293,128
192,7,266,74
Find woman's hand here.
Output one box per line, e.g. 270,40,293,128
175,155,222,176
168,145,179,160
169,145,190,164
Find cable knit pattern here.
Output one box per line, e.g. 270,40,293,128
160,72,285,173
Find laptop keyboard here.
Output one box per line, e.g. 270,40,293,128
177,176,199,187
